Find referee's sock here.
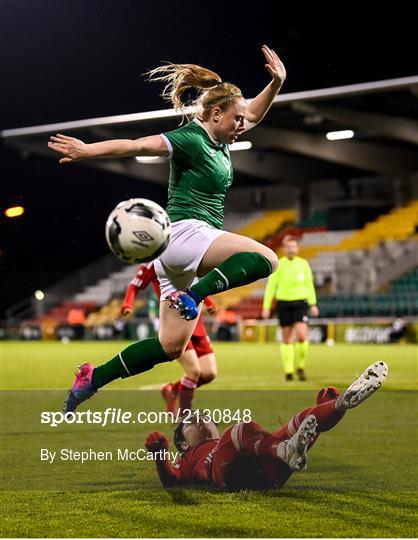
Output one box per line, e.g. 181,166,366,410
92,338,172,389
280,343,294,375
295,341,309,370
189,252,272,301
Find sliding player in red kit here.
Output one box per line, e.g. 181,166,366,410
145,362,388,490
121,262,218,414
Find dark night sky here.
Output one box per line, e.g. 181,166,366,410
1,0,417,315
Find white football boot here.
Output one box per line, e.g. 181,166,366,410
336,361,388,411
277,414,317,471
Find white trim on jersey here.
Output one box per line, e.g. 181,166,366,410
160,133,173,159
193,118,223,147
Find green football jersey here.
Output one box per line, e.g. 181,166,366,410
161,118,233,229
147,293,159,318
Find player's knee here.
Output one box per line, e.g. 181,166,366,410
264,248,279,273
187,365,202,381
164,348,183,361
160,340,187,360
231,421,263,451
200,369,216,384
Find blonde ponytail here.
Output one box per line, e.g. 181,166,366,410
146,63,243,120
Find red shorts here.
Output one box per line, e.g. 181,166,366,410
185,317,213,356
211,423,292,490
192,316,208,337
185,334,213,356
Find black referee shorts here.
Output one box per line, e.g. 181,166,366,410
276,300,309,327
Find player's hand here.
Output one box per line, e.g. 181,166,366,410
121,305,132,317
47,133,90,164
145,431,169,454
310,305,319,317
261,308,270,319
262,45,286,84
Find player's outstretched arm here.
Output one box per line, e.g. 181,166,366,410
244,45,286,128
47,133,169,164
121,283,138,316
204,296,217,315
121,264,155,316
145,431,183,487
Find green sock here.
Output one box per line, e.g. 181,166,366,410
92,338,171,389
280,343,294,375
190,252,272,300
295,341,309,370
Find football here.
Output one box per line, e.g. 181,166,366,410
105,198,171,264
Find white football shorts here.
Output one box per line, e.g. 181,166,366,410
154,219,225,298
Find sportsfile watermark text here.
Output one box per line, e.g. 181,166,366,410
41,407,253,428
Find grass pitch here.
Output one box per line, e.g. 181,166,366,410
1,341,417,537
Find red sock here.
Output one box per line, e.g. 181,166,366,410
171,380,180,393
311,400,345,432
231,421,281,460
275,399,345,439
178,377,198,413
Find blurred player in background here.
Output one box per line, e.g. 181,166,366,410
121,262,218,414
262,235,319,381
145,362,388,490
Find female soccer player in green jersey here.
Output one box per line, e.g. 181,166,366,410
48,45,287,412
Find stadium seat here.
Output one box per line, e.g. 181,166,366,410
236,209,296,242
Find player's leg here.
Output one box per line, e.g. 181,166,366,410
232,419,316,467
177,334,217,412
160,344,199,414
258,389,338,484
275,396,345,445
176,348,202,414
169,232,278,319
280,325,295,380
190,328,217,385
228,418,317,486
261,365,388,487
160,381,179,414
64,302,199,412
212,419,317,489
274,361,388,442
164,343,216,415
195,231,277,294
211,422,277,489
294,320,309,381
197,352,217,385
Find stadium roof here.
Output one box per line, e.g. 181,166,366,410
2,76,418,187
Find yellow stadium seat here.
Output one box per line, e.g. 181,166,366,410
236,210,296,242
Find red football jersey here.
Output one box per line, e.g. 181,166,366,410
165,440,218,483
